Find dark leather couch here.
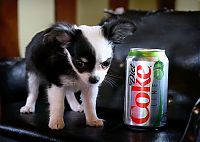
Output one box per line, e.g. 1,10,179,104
0,10,200,142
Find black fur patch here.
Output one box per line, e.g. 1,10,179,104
67,29,96,73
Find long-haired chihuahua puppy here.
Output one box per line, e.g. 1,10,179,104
20,19,136,129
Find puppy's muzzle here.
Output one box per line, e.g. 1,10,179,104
89,76,100,84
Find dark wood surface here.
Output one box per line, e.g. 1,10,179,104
55,0,77,24
109,0,129,10
0,0,19,58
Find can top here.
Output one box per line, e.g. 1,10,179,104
128,48,166,57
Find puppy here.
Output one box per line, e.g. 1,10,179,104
20,19,136,129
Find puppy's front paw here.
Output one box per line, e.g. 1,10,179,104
48,117,65,130
20,105,35,113
87,118,104,127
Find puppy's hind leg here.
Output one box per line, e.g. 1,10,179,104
20,72,40,113
66,91,83,112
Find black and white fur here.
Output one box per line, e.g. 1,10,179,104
20,19,136,129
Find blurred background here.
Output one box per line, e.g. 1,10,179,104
0,0,200,58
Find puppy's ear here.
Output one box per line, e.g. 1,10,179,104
43,23,74,46
102,18,136,44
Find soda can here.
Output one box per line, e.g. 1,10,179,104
124,48,169,130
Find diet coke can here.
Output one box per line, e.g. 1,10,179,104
124,48,169,130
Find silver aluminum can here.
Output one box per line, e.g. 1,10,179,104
124,48,169,129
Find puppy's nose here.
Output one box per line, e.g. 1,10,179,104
89,76,100,84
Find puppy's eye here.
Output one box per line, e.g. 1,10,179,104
75,60,85,68
101,60,111,69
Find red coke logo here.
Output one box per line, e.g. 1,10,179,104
130,65,152,124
